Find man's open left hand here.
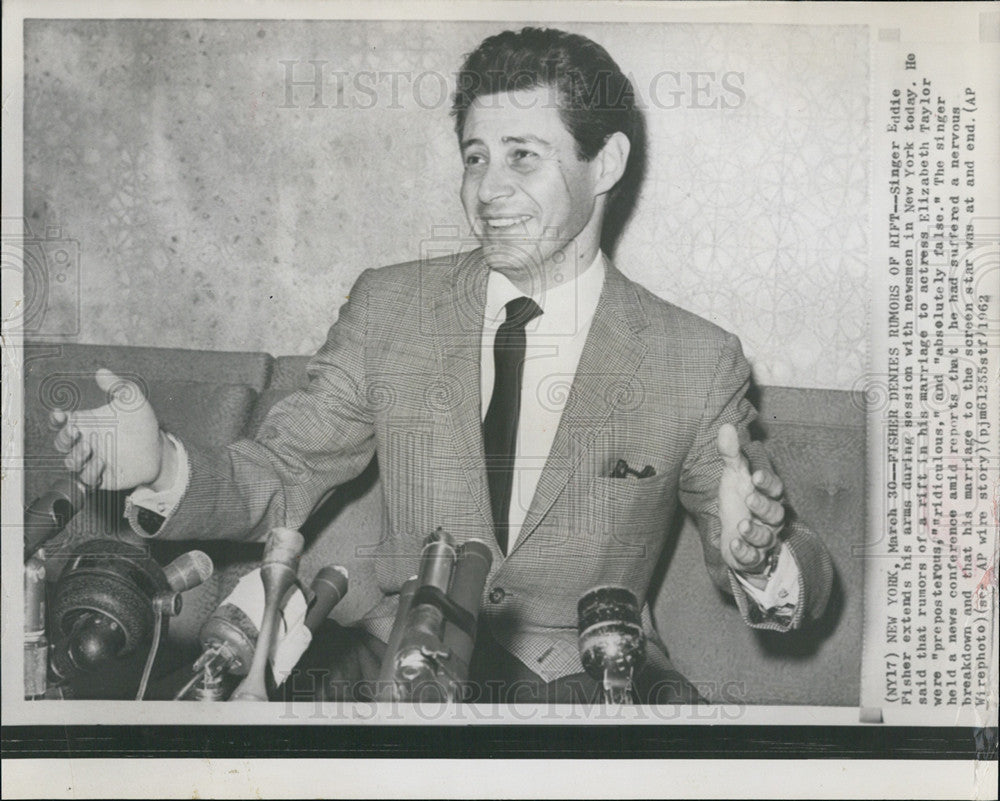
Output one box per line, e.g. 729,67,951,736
716,423,785,578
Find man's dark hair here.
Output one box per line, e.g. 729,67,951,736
451,27,647,253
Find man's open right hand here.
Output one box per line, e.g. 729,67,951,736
49,368,174,491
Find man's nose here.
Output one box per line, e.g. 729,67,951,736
477,160,515,204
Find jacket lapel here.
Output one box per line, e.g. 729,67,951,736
509,263,649,556
429,250,495,532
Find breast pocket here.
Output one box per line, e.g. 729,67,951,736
588,469,674,542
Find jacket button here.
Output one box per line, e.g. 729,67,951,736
489,588,505,604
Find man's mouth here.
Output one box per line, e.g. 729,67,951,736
481,215,532,231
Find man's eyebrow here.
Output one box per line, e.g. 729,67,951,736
501,135,551,147
459,134,552,150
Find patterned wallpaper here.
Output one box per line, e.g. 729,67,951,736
24,20,868,389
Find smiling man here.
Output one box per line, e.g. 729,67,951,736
51,27,833,703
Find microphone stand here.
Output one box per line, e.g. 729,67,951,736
229,528,304,702
23,477,88,699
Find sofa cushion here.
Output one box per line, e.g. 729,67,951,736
23,341,273,392
147,381,257,450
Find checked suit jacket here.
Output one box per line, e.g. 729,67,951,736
128,249,833,683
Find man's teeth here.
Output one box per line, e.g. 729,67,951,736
484,216,530,229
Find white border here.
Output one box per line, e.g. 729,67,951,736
2,758,997,800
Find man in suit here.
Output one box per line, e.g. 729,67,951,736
51,27,833,703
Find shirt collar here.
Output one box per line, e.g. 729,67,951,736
484,251,607,334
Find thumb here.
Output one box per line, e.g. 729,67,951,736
95,367,143,406
716,423,745,472
95,367,125,395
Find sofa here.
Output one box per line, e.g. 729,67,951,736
22,340,865,706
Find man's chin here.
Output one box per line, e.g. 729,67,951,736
480,251,546,290
479,236,545,267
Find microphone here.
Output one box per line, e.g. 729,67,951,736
391,530,457,698
135,549,214,700
577,586,647,705
191,563,348,699
24,557,48,699
47,541,212,686
270,565,349,688
24,477,87,560
304,566,349,632
380,529,492,702
438,539,491,683
229,528,304,701
197,573,265,681
162,550,214,593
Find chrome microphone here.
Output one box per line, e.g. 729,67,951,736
24,557,48,699
229,527,304,702
577,586,646,705
392,530,457,697
439,539,492,680
163,550,215,593
381,529,493,702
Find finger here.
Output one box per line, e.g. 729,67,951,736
63,437,93,473
746,491,785,526
78,454,106,488
741,519,778,550
48,409,68,430
95,367,140,407
53,423,81,454
716,423,745,472
752,469,783,499
729,536,763,570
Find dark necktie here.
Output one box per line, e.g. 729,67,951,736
483,296,543,556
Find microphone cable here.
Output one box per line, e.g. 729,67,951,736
135,604,165,701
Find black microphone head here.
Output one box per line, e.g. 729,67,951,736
24,476,89,559
49,540,171,681
163,550,214,593
49,613,128,681
577,586,646,682
313,565,349,601
52,539,171,655
304,566,349,633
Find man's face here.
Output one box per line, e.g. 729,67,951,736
459,87,604,290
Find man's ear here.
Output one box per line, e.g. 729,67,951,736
592,132,631,197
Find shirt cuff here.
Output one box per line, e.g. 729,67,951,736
734,542,800,611
127,433,190,519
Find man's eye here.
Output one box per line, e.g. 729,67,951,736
511,149,538,162
464,153,486,167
